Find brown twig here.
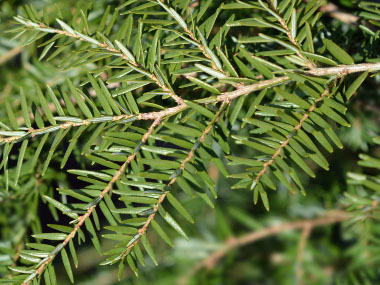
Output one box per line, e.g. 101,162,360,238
200,61,380,103
320,3,359,24
0,46,23,65
303,62,380,76
180,210,349,284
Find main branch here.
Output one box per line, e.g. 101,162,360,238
3,61,380,145
199,61,380,103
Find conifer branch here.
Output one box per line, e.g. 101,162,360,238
24,118,161,284
3,61,380,145
119,103,227,259
3,1,380,282
253,87,331,187
263,0,316,69
199,61,380,103
0,114,137,144
303,62,380,76
159,0,229,76
18,19,184,105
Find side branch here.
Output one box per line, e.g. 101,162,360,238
253,87,330,185
19,19,183,105
264,0,315,69
160,0,220,72
0,113,137,144
296,223,312,284
0,46,23,65
120,103,227,259
1,107,185,145
24,118,161,284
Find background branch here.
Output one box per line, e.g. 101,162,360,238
181,210,349,284
296,223,312,285
0,46,23,65
320,3,359,24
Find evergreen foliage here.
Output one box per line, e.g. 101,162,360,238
1,0,380,283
